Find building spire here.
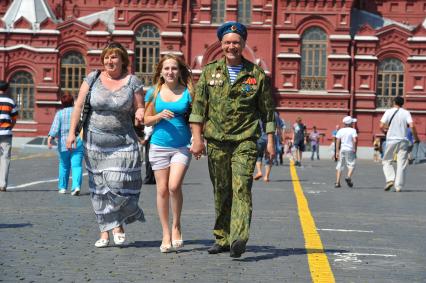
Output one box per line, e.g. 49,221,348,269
2,0,57,30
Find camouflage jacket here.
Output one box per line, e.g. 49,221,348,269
189,57,276,142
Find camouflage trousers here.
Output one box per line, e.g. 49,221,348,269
207,139,257,247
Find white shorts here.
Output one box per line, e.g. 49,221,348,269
336,151,356,171
149,144,192,170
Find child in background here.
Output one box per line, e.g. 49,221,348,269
284,139,294,161
373,137,381,162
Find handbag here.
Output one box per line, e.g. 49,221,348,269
75,70,101,136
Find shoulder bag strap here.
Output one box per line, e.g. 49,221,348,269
86,70,101,104
388,108,399,128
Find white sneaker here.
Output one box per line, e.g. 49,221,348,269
58,189,66,194
71,188,80,196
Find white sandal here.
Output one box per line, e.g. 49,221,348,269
94,238,109,248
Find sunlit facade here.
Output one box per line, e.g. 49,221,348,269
0,0,425,145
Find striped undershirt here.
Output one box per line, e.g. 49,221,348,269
0,96,18,136
227,64,243,84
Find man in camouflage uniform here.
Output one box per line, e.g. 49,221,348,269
189,22,276,258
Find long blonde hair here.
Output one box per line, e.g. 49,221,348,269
147,54,194,107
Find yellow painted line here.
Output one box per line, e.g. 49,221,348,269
290,161,335,283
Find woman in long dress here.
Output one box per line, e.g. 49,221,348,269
66,42,145,248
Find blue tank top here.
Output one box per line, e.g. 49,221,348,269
145,87,192,148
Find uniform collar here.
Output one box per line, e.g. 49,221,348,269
217,56,255,80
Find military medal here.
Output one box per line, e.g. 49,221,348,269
242,77,258,95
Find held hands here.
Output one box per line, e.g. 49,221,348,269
190,138,205,160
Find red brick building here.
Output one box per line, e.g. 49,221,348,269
1,0,426,146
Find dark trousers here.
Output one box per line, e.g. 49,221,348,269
143,141,155,184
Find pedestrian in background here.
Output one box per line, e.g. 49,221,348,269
0,81,18,192
309,126,320,160
253,112,283,182
274,112,284,166
47,93,83,195
331,124,340,161
141,125,156,184
292,117,306,166
277,117,287,165
335,116,357,188
253,121,273,182
406,127,415,164
144,54,193,253
66,42,145,248
373,136,381,162
189,22,275,258
284,138,295,161
380,96,419,192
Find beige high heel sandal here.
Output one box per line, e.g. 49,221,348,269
160,243,175,253
172,235,184,249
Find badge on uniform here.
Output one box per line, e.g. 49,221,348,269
209,71,224,86
242,77,257,95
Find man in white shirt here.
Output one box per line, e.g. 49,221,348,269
380,96,419,192
335,116,358,188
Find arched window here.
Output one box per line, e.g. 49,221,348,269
135,24,160,86
9,71,35,120
238,0,251,24
60,51,85,98
376,58,404,108
301,27,327,90
212,0,226,24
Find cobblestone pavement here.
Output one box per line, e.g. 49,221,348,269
1,150,426,282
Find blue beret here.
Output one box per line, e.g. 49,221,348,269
217,22,247,41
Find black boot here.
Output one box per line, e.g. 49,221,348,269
230,240,246,258
207,243,230,254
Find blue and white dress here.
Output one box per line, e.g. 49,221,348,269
83,71,145,232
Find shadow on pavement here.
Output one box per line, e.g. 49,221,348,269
354,187,426,192
0,223,33,229
397,189,426,193
7,189,56,192
126,239,214,250
6,189,92,195
237,247,349,262
268,179,294,183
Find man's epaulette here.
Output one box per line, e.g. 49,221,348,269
205,59,219,66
